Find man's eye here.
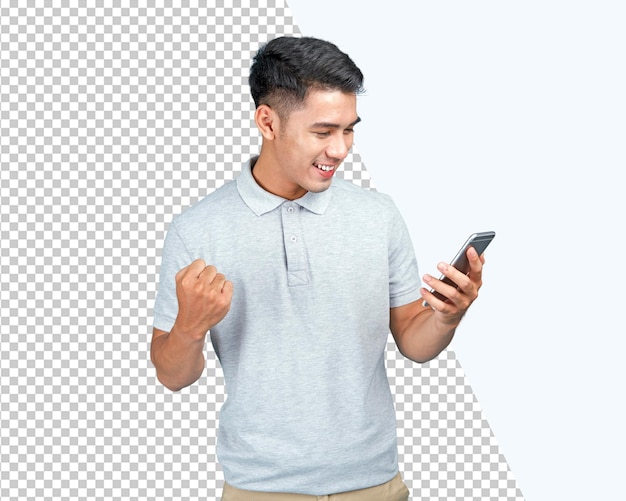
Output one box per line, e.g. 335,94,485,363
315,131,331,138
344,128,354,135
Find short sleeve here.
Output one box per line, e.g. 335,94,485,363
152,219,193,333
386,199,423,308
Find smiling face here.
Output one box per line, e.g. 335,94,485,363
252,89,360,200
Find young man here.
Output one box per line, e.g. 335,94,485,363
151,36,486,500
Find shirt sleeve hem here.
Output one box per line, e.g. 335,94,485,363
389,286,423,309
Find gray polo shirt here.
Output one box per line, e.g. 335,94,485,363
153,158,422,495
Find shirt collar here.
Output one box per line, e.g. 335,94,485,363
236,157,332,216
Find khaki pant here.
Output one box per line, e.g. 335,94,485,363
221,472,410,501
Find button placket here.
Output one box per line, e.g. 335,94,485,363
281,202,309,286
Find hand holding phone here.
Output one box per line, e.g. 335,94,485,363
423,231,495,306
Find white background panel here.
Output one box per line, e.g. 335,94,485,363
287,1,626,500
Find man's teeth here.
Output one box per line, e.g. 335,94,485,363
315,164,333,171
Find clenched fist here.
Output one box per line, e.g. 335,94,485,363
174,259,233,340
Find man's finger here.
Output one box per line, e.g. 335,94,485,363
176,259,205,282
222,279,234,295
188,259,207,275
198,264,217,280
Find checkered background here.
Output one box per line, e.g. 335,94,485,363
0,2,524,500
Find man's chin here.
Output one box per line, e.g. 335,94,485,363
305,180,333,194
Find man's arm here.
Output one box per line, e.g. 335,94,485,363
389,246,485,363
151,259,233,392
150,327,207,392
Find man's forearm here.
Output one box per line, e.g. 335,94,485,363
150,327,206,392
393,308,458,363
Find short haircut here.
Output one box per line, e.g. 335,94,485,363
249,36,365,119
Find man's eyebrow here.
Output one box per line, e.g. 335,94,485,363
311,116,362,129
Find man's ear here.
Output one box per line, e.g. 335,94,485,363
254,104,278,140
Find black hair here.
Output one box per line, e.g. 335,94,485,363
249,36,364,119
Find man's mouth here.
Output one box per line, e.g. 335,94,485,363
314,163,334,172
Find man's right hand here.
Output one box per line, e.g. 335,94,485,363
174,259,233,340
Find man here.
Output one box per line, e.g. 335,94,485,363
151,36,485,500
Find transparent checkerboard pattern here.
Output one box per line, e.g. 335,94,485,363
0,3,524,500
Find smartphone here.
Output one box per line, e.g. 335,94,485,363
424,231,496,306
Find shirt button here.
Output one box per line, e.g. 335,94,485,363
290,235,297,243
287,206,294,213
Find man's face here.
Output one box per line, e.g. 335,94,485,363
260,89,360,200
